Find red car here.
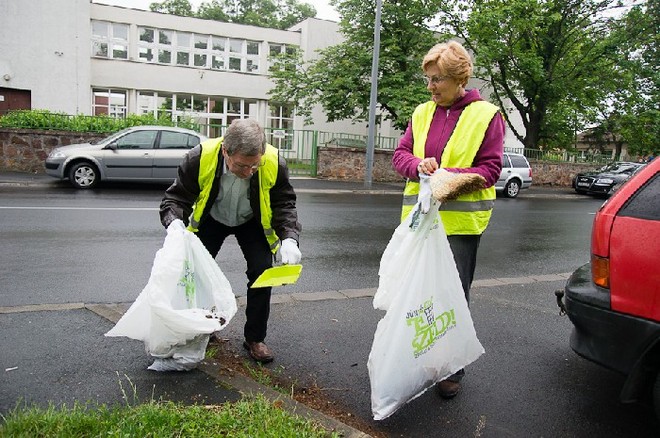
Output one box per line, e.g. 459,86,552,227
559,157,660,418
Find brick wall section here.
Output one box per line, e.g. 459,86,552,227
1,128,602,186
0,128,104,173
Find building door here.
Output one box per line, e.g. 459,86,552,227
0,87,31,113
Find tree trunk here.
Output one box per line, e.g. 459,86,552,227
524,109,543,149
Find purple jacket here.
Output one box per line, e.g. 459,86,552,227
392,89,505,186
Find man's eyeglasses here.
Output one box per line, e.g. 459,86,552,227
226,154,263,172
423,75,448,85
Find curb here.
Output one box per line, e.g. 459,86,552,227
0,178,581,199
197,361,371,438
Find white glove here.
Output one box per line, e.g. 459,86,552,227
280,238,301,264
418,174,432,214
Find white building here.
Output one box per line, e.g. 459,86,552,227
0,1,395,142
0,0,523,152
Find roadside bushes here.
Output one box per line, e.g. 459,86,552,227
0,110,199,133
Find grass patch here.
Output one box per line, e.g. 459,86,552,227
205,345,219,359
243,362,293,396
0,395,337,437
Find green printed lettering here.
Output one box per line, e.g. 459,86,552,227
178,260,196,306
405,298,457,357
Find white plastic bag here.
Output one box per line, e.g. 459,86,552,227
368,201,485,420
106,219,237,371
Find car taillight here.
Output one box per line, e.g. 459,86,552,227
528,168,532,178
591,254,610,288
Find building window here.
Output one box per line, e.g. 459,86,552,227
267,104,294,150
268,43,296,72
175,31,191,66
138,27,155,62
193,34,209,67
138,91,174,120
246,41,260,72
91,20,128,60
176,94,225,120
158,29,173,64
92,89,127,118
211,37,227,70
131,26,268,74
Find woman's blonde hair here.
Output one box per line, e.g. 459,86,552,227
422,41,473,87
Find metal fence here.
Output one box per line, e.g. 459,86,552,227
200,124,400,177
505,147,613,165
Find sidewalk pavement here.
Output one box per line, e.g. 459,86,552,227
0,170,574,437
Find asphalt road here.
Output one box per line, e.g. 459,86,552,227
1,182,658,437
0,183,599,306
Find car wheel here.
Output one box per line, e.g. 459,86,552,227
653,370,660,422
68,161,99,189
504,179,521,198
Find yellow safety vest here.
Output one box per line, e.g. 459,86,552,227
401,100,499,235
188,138,282,254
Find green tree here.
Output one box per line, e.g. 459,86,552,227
269,0,437,130
149,0,194,16
602,1,659,158
433,0,636,150
150,0,317,30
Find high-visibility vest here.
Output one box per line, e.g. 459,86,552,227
188,138,282,254
401,100,499,235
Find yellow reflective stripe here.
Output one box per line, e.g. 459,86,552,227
188,219,199,232
403,194,493,211
402,195,418,205
263,228,280,251
440,200,494,212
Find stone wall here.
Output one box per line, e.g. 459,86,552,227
317,146,603,187
0,128,104,173
1,128,602,186
316,146,404,182
527,160,600,186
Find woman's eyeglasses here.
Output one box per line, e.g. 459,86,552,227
423,75,448,85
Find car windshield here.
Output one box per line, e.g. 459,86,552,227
599,163,638,174
90,127,135,145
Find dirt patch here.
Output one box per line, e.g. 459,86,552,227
207,337,385,438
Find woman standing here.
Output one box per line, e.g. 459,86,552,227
392,40,505,399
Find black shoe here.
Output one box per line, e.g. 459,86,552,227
436,380,460,399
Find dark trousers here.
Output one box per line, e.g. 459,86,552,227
446,233,481,382
196,216,273,343
447,234,481,304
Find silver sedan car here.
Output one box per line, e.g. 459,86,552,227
45,125,207,188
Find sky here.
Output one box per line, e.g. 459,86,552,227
93,0,341,21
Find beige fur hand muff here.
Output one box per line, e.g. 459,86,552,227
430,169,487,202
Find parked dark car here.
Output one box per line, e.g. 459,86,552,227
573,161,644,197
559,157,660,419
611,163,647,193
45,125,207,189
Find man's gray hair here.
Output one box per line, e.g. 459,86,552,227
223,119,266,156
